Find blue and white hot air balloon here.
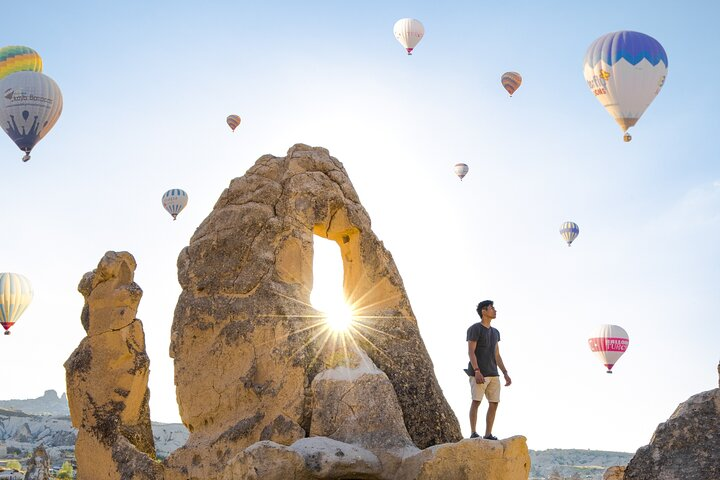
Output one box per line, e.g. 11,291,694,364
162,189,188,220
583,31,668,142
560,221,579,246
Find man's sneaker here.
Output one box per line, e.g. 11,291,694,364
483,434,498,440
470,432,480,438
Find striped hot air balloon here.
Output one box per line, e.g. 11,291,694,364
393,18,424,55
560,221,579,246
501,72,522,97
588,324,629,373
0,71,63,162
454,163,469,180
584,31,668,141
0,46,42,80
226,114,241,132
162,189,188,220
0,273,33,335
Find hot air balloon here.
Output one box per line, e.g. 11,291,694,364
0,71,63,162
0,273,33,335
588,324,629,373
227,114,241,132
584,31,668,141
559,221,579,246
393,18,424,55
162,189,188,220
454,163,469,180
501,72,522,97
0,46,42,80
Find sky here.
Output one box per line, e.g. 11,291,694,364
1,0,719,454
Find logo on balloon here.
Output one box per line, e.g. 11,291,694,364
3,88,13,100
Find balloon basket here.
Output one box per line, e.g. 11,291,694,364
4,331,10,335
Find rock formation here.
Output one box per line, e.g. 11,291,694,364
66,146,531,480
623,388,719,480
167,144,462,477
604,466,626,480
23,445,50,480
64,251,164,480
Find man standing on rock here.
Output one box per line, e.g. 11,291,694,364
466,299,511,440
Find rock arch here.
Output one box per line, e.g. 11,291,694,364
167,144,461,476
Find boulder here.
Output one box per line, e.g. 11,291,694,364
310,347,419,475
395,436,531,480
23,445,50,480
624,388,719,480
64,251,162,480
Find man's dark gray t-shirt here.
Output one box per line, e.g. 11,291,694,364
466,322,500,377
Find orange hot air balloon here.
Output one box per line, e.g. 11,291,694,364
501,72,522,96
226,114,241,132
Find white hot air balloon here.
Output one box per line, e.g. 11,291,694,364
588,324,629,373
583,31,668,141
454,163,469,180
560,221,579,246
0,273,33,335
162,189,188,220
0,71,63,162
393,18,424,55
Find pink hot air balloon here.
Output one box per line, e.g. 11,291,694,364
588,324,629,373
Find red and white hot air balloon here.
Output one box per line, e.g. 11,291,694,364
588,324,629,373
393,18,424,55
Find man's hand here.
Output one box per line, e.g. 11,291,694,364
474,370,485,384
503,372,512,386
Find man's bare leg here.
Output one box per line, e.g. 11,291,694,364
485,401,499,437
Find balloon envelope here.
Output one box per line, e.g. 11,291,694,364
162,189,188,220
583,31,668,137
0,46,42,80
0,71,63,161
501,72,522,96
0,273,33,335
559,221,579,246
227,114,241,132
393,18,424,55
454,163,469,180
588,324,629,373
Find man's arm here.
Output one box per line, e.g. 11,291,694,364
495,344,512,386
468,340,485,384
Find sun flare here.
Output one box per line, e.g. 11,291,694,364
323,301,354,333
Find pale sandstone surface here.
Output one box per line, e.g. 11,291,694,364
167,144,461,477
623,388,719,480
395,436,531,480
64,251,161,480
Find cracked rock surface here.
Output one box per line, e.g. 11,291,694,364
166,144,462,478
65,251,162,480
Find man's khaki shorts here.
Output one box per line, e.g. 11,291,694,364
469,375,500,402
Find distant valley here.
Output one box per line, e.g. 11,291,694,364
0,391,633,479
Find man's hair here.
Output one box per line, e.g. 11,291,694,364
476,300,494,317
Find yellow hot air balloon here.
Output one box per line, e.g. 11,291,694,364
0,273,33,335
0,46,42,80
0,71,63,162
501,72,522,97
